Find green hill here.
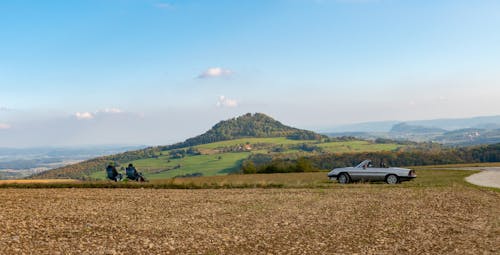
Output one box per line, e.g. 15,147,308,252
162,113,325,150
30,113,400,180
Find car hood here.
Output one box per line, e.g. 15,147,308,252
327,167,353,176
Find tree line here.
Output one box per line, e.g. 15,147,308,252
241,143,500,174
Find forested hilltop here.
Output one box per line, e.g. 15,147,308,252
161,113,325,150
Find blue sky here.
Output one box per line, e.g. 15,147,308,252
1,0,500,147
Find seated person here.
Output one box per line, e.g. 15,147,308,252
106,163,122,182
125,163,145,182
363,161,372,169
380,161,387,168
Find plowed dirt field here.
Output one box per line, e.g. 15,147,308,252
1,188,498,254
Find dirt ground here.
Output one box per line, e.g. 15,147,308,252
0,188,498,254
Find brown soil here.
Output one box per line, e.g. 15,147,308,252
0,188,498,254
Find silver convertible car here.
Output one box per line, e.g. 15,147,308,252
327,160,416,184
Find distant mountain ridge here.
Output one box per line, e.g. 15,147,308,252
323,115,500,145
327,115,500,133
390,123,446,134
407,115,500,131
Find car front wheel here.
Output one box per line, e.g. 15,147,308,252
338,173,350,184
386,174,399,184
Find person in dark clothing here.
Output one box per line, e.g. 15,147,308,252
125,163,145,182
106,163,122,181
379,160,387,168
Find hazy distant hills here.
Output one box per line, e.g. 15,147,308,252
324,115,500,145
407,115,500,131
0,145,145,179
390,123,446,134
435,128,500,146
327,115,500,133
31,113,326,179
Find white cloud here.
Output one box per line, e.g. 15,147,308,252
198,67,233,79
216,96,238,108
100,108,123,114
75,112,94,120
0,123,11,129
74,108,125,120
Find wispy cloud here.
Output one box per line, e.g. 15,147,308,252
75,112,94,120
0,123,12,130
74,108,124,120
100,108,123,114
198,67,233,79
216,96,238,108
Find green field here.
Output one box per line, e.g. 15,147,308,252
317,140,400,153
91,152,250,180
194,137,401,153
89,138,402,180
194,137,316,149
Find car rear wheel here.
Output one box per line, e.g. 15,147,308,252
338,173,350,184
386,174,399,184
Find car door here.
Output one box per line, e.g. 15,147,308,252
367,167,387,181
347,167,365,181
356,167,382,181
350,167,378,181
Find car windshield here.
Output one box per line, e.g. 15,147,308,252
355,160,371,168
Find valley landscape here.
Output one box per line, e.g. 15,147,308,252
2,1,500,254
2,113,499,254
29,113,500,181
0,146,145,179
326,115,500,146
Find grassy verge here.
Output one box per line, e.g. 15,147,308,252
3,169,496,190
